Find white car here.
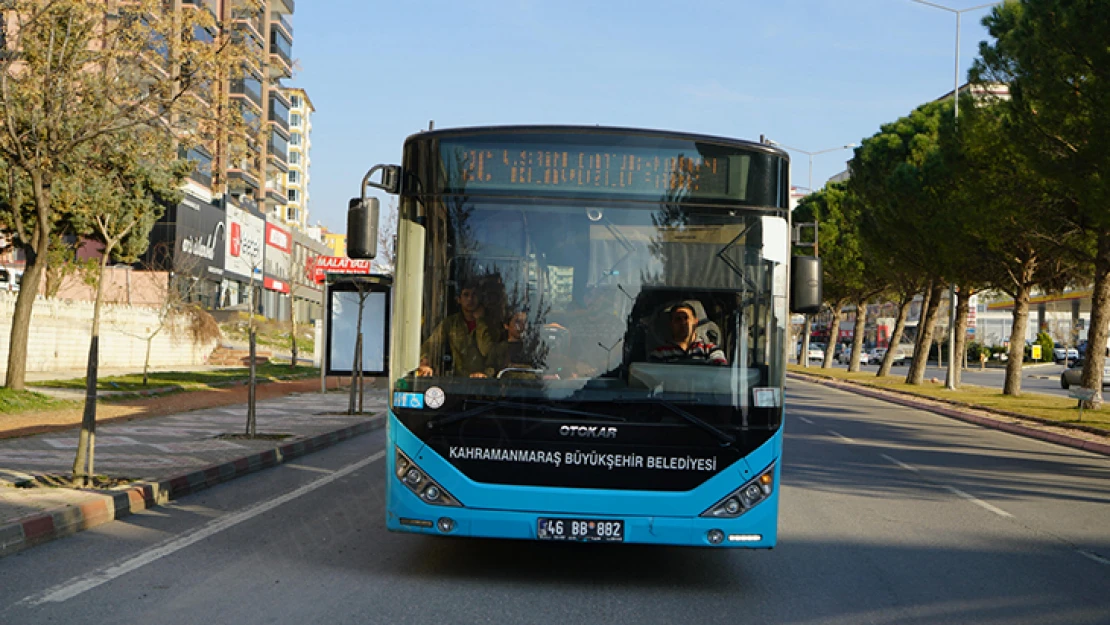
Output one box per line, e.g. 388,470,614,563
837,348,870,365
807,343,826,362
1053,344,1079,363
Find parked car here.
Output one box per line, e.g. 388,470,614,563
1060,358,1110,389
837,347,870,365
808,342,826,362
1053,343,1079,364
0,266,21,292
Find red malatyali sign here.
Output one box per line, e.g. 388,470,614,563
309,256,373,283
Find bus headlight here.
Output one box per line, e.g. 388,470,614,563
394,448,463,507
700,463,775,518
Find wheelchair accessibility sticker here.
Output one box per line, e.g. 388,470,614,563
393,392,425,409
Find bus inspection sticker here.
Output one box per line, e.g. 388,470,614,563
424,387,446,409
753,387,781,408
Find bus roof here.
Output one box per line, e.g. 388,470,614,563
403,124,789,160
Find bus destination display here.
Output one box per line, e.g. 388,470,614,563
440,141,751,200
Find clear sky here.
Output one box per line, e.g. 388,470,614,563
290,0,1000,234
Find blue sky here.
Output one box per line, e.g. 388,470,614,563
290,0,1000,233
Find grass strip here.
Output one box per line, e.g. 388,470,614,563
0,388,80,415
29,364,320,393
788,364,1110,434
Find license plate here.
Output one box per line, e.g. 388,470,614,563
537,518,624,542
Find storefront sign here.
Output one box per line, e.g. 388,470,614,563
225,203,265,280
310,256,373,283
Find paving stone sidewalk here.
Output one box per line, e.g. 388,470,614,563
0,388,386,558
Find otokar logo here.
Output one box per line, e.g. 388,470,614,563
559,425,617,439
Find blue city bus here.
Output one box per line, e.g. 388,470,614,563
360,125,818,548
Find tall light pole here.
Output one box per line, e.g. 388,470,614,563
767,140,857,368
910,0,1001,390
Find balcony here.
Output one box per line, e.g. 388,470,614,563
228,167,261,195
231,6,263,39
271,13,293,38
268,93,290,133
180,145,214,189
272,0,295,15
265,184,288,206
232,30,265,72
230,75,263,110
269,29,293,78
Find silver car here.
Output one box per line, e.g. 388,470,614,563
1060,359,1110,389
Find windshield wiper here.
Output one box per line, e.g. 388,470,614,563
629,399,735,446
426,400,625,430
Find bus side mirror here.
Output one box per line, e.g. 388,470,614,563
347,197,380,259
790,256,822,314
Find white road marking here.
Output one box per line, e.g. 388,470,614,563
827,430,855,443
881,454,1013,518
284,463,336,475
942,485,1014,518
798,417,814,425
20,450,385,606
1076,550,1110,566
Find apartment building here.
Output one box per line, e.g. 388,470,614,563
280,87,314,232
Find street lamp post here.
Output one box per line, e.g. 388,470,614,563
767,140,857,369
910,0,1001,390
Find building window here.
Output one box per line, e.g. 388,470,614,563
287,206,298,222
287,170,298,184
290,113,301,128
288,188,299,202
289,151,300,165
290,94,302,109
289,133,301,147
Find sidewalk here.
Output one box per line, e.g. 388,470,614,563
0,385,386,558
789,371,1110,457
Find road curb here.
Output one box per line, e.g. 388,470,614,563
788,373,1110,457
0,415,384,559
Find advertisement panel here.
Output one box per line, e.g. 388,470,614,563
225,203,265,280
264,222,292,292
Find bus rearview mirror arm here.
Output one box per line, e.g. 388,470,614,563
347,165,401,260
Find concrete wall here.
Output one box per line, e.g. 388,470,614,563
0,292,217,373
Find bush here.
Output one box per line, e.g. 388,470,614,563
1035,331,1055,362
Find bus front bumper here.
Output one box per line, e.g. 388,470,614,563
386,485,778,548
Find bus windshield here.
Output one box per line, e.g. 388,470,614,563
393,197,789,430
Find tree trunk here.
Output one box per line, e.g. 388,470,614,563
4,171,51,391
877,294,913,377
800,316,812,367
1003,284,1031,396
246,329,257,436
1080,235,1110,409
822,300,846,368
907,281,945,385
348,332,362,415
289,295,298,370
848,299,867,372
72,254,109,483
947,288,973,389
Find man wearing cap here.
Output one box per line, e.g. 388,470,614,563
649,302,728,365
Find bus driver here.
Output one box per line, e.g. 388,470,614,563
648,302,728,365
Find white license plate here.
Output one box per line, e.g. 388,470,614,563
537,518,624,542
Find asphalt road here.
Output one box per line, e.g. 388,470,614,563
1,381,1108,625
810,360,1071,397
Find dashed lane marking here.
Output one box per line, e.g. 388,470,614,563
19,450,385,606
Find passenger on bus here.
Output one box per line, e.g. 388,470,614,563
416,280,497,377
489,310,531,371
649,302,727,365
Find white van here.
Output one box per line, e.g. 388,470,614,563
0,266,22,292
